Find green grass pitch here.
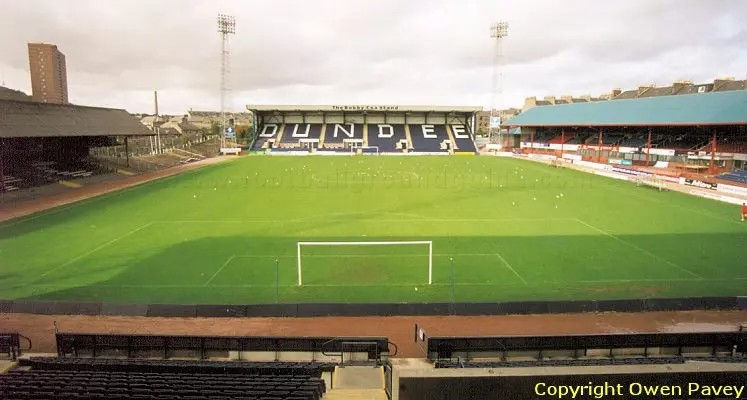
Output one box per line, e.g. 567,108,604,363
1,155,745,305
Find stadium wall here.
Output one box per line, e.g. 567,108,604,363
398,371,747,400
0,296,742,318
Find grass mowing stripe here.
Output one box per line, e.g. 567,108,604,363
27,277,747,289
204,255,236,285
573,218,703,279
37,222,154,279
494,252,528,284
156,217,577,224
601,180,742,226
1,160,229,228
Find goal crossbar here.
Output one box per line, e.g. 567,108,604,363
297,240,433,286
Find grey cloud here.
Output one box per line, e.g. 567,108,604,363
1,0,745,114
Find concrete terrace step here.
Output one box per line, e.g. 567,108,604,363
333,365,384,389
324,388,388,400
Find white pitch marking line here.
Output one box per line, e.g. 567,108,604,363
38,222,154,279
574,218,703,279
155,217,576,224
204,255,236,286
28,277,747,289
494,252,528,284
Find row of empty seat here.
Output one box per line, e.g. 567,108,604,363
435,355,747,368
1,367,326,400
0,159,109,193
253,123,477,153
19,357,335,377
719,169,747,184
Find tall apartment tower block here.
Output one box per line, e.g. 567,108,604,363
28,42,69,104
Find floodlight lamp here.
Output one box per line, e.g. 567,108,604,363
491,21,509,38
217,14,236,34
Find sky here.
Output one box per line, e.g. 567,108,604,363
0,0,745,115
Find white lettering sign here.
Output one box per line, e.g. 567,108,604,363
451,125,468,139
291,124,311,138
260,124,278,137
378,124,394,138
421,125,436,139
333,124,355,138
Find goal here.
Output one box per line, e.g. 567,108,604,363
296,241,433,286
633,174,666,191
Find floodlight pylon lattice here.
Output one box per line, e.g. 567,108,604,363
489,21,508,147
217,13,236,150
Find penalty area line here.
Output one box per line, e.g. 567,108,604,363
38,222,154,279
573,218,703,280
494,252,527,284
204,255,236,286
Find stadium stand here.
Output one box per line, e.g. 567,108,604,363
425,331,747,363
278,124,323,150
54,333,392,364
719,169,747,184
0,369,327,400
0,99,153,192
408,125,450,153
247,105,479,154
0,333,29,361
449,125,477,152
320,124,363,151
366,124,408,153
19,357,335,377
435,356,747,368
0,332,395,400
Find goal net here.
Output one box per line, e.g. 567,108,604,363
633,174,666,191
296,241,433,286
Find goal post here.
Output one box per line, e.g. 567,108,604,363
296,240,433,286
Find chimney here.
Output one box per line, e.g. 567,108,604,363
637,84,654,97
713,76,735,91
611,88,622,98
672,80,692,94
523,96,538,111
154,90,159,119
543,96,556,105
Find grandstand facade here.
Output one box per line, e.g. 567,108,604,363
505,90,747,173
247,105,481,154
0,99,153,193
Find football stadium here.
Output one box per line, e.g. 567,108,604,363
2,5,747,400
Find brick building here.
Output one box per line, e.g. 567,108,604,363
28,43,69,104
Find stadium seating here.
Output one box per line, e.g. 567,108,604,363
408,124,450,152
19,357,336,377
0,159,110,193
278,124,324,150
0,368,326,400
449,125,477,153
366,124,408,152
435,355,747,369
619,134,647,147
252,123,478,153
547,136,567,144
320,123,363,151
719,169,747,184
253,123,282,150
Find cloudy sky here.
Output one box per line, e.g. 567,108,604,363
1,0,745,114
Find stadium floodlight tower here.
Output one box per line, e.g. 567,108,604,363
217,13,236,150
489,21,509,147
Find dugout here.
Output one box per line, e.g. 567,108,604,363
0,99,153,192
505,90,747,173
